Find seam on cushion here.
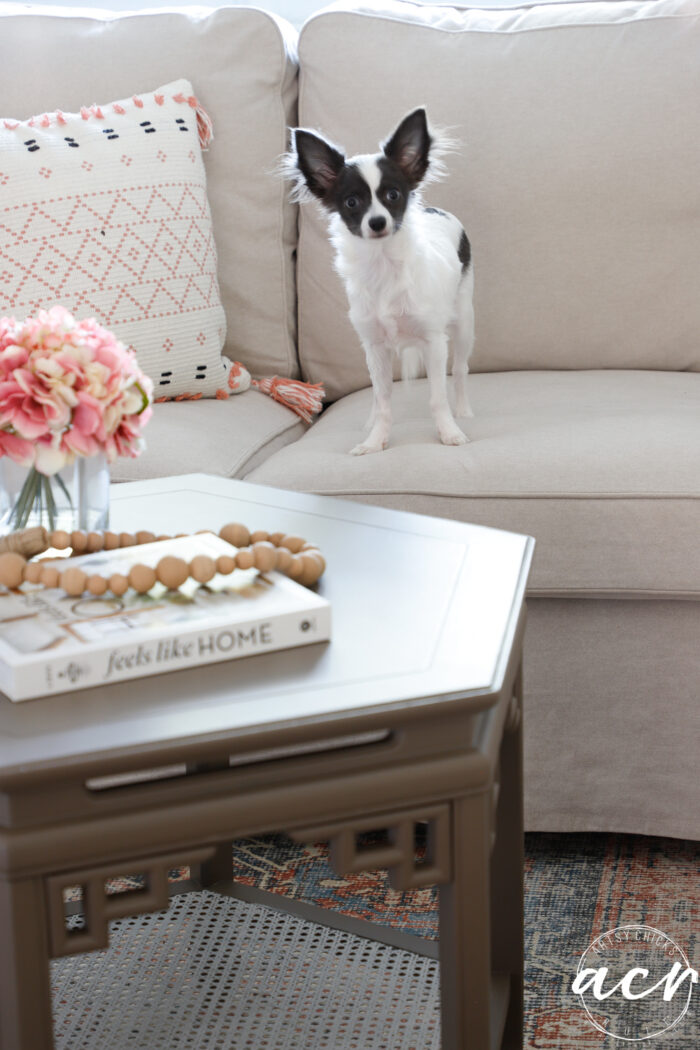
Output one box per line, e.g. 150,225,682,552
529,588,700,600
262,6,300,381
302,4,700,38
282,488,700,500
226,395,307,476
240,420,307,478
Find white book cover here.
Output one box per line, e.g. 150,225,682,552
0,532,330,701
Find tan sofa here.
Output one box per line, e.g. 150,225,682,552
1,0,698,840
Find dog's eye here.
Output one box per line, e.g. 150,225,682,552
345,196,359,210
385,188,401,202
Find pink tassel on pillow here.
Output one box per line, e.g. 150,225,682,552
252,375,325,423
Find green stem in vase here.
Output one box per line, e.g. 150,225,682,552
9,466,71,531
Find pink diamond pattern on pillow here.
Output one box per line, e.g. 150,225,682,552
0,79,229,398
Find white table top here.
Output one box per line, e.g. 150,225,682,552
0,476,533,780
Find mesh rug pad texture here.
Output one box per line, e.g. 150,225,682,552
52,890,441,1050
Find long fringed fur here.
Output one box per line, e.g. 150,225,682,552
276,128,346,205
279,114,459,204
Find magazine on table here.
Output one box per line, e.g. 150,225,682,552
0,532,330,701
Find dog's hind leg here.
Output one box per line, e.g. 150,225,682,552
453,268,475,419
424,333,468,446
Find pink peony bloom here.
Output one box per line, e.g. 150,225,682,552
0,307,152,474
0,429,35,467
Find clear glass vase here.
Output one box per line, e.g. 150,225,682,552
0,453,110,536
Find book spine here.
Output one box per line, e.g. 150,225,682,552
8,607,331,702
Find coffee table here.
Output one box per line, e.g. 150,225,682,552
0,474,533,1050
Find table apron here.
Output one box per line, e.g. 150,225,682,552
0,749,495,878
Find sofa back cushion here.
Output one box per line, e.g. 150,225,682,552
0,5,300,380
296,0,700,401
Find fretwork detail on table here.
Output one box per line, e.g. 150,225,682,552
288,803,452,891
45,847,215,958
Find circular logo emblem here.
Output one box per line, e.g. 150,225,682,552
573,925,697,1042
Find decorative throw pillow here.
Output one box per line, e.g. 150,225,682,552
0,78,230,399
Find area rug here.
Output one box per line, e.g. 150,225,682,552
228,831,700,1047
55,832,699,1048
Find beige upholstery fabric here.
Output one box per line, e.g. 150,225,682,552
0,5,300,379
246,370,700,596
296,0,700,400
112,392,306,482
524,597,700,839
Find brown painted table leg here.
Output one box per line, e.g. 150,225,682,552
491,665,525,1049
198,841,234,887
438,790,493,1050
185,761,234,887
0,875,55,1050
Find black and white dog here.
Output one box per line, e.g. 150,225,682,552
285,107,474,455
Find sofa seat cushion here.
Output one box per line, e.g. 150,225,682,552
245,370,700,598
112,391,305,482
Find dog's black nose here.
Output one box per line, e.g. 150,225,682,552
368,216,387,233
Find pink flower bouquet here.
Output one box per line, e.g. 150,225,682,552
0,307,152,530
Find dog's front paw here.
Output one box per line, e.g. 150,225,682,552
350,439,387,456
439,424,469,446
455,401,475,419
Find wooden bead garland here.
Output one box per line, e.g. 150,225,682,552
0,524,326,598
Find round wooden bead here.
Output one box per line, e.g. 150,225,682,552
288,554,305,580
219,522,250,548
0,552,26,589
60,567,87,596
103,531,120,550
274,547,293,574
252,541,277,573
24,561,44,585
119,532,137,547
70,530,88,553
156,556,189,590
216,555,236,576
39,566,60,588
282,535,305,554
268,531,286,547
296,554,322,586
235,547,255,570
129,563,157,594
109,574,129,597
50,529,71,550
250,529,269,544
136,530,156,545
86,531,103,553
189,555,216,584
305,550,326,576
87,574,108,596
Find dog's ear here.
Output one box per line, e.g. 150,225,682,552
291,129,345,205
382,108,432,187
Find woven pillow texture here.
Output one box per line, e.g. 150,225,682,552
0,78,231,399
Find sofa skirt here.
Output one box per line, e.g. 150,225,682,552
523,597,699,840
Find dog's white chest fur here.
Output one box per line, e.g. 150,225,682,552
331,208,463,349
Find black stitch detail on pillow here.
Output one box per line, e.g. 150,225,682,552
24,139,40,152
102,128,119,140
195,365,207,380
176,118,189,132
64,137,79,148
159,370,173,386
140,121,156,134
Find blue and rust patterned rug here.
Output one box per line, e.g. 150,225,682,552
75,832,699,1047
225,831,700,1048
